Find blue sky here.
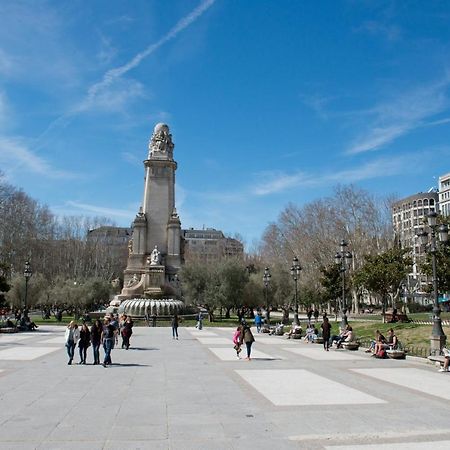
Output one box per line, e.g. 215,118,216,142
1,0,450,246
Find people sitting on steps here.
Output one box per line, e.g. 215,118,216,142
365,330,386,354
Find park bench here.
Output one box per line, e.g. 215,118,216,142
313,336,324,344
383,312,410,323
0,327,18,333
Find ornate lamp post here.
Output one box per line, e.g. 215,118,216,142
290,257,302,325
335,240,352,329
263,267,271,324
23,260,33,317
417,212,449,355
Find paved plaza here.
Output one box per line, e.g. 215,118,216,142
1,326,450,449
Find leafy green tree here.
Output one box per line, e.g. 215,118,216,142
216,258,249,318
5,272,47,312
269,268,293,323
353,247,412,321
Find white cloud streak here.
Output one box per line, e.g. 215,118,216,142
65,201,136,219
77,0,215,113
347,78,450,155
36,0,215,145
0,137,76,179
251,155,417,196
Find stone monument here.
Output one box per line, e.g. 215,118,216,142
114,123,184,317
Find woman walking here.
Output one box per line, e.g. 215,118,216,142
171,314,179,339
321,316,331,351
90,319,102,365
121,316,133,349
64,321,80,365
239,321,255,360
78,323,91,364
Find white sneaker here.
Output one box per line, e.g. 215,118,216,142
438,368,448,372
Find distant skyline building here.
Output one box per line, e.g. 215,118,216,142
392,191,439,303
182,228,244,263
439,172,450,217
87,225,131,271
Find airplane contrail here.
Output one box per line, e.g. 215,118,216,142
35,0,216,148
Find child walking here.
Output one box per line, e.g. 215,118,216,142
233,325,242,359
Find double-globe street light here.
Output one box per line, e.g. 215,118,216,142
417,212,449,355
290,257,302,325
335,240,352,329
263,267,271,324
23,260,33,317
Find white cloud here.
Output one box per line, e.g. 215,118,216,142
76,79,146,113
121,151,142,166
251,155,416,196
0,48,14,75
355,20,402,42
64,201,136,220
347,78,450,154
0,137,75,179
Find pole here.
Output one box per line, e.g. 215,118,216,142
294,277,299,325
430,227,446,354
265,283,270,325
24,277,29,317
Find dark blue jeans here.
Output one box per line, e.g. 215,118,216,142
245,341,253,358
66,341,75,362
103,338,113,365
172,326,178,338
92,343,100,364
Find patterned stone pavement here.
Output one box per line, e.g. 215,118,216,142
0,325,449,449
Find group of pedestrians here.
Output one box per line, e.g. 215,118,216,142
64,313,133,367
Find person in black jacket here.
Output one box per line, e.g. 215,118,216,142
78,323,91,364
171,314,179,340
90,320,102,365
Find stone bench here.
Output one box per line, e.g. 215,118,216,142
0,327,18,333
428,355,447,367
341,341,360,351
313,337,324,344
386,349,406,359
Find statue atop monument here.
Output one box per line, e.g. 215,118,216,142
148,123,174,159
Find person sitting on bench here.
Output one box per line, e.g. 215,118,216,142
439,348,450,373
330,325,350,348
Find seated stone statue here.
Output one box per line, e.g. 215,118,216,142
149,246,161,265
127,274,139,287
